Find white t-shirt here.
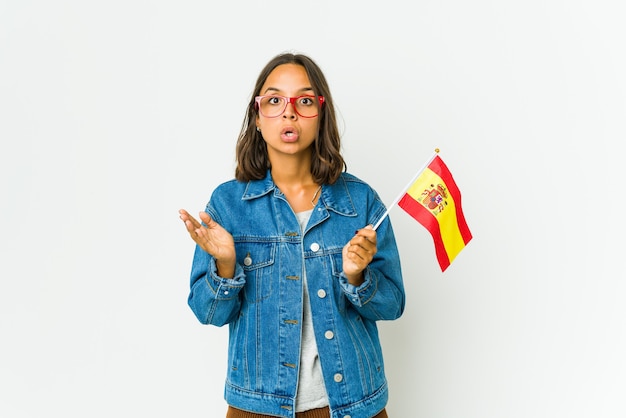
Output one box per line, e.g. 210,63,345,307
295,210,329,412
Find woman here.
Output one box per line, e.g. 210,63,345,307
179,52,405,418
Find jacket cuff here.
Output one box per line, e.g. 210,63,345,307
339,267,375,307
207,258,246,299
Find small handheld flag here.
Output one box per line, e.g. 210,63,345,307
374,149,472,272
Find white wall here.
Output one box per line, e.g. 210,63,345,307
1,1,624,417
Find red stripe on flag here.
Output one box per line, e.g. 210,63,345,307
428,156,473,244
398,193,451,271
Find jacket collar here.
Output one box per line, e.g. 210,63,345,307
241,170,357,217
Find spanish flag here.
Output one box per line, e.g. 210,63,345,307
397,153,472,272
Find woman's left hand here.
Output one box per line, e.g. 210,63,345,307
342,225,377,286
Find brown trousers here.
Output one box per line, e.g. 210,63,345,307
227,405,388,418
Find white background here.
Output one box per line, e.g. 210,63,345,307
1,1,625,417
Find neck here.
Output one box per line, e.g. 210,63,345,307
269,153,314,188
269,157,321,212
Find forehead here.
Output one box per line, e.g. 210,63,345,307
261,64,312,93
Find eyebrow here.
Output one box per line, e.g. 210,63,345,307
262,86,315,95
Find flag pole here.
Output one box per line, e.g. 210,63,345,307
372,148,440,231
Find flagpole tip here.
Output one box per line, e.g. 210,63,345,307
435,148,440,153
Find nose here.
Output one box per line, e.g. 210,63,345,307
282,101,297,119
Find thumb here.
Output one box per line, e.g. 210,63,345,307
198,211,214,226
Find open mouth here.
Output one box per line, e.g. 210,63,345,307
281,127,299,141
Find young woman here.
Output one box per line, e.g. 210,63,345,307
179,53,405,418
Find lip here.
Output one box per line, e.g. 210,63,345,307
280,126,299,142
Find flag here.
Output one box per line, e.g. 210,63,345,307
397,155,472,272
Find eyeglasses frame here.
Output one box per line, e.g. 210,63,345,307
254,95,325,118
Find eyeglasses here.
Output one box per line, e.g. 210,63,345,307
255,95,325,118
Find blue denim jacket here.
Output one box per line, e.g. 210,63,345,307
188,170,405,418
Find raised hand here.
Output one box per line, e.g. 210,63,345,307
179,209,236,278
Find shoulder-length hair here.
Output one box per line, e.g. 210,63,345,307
235,53,345,184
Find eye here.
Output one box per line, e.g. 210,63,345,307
297,96,315,106
267,96,283,105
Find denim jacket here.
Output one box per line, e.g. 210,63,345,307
187,170,405,418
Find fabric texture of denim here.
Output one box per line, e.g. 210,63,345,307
187,170,405,418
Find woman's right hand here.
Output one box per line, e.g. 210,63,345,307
179,209,236,278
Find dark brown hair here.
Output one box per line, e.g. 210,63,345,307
235,53,345,184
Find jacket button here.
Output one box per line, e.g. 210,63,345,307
333,373,343,382
317,289,326,298
324,330,334,340
243,256,252,266
310,242,320,252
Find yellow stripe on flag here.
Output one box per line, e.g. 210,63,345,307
405,167,467,263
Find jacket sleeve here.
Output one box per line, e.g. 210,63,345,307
338,215,406,321
187,244,246,327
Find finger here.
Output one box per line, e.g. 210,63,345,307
346,247,366,264
198,211,213,227
180,216,203,237
179,209,197,220
349,238,372,258
178,209,191,223
181,214,201,229
345,250,370,275
355,225,376,243
350,236,376,254
193,225,208,243
348,238,376,265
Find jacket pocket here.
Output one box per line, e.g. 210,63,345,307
236,241,277,303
